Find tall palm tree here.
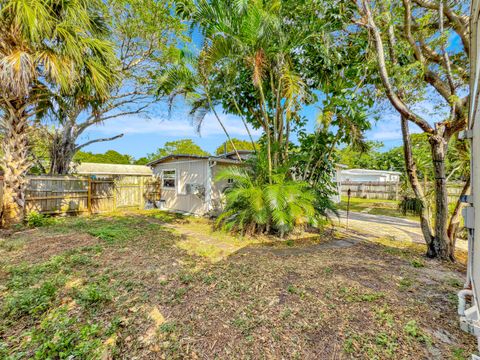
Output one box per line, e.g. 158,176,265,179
157,50,242,161
182,0,315,182
0,0,116,226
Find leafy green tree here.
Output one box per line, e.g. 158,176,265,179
337,141,384,169
0,0,115,226
41,0,185,174
354,0,469,260
215,139,256,155
178,0,370,184
146,139,209,162
74,150,132,164
172,0,369,235
134,157,150,165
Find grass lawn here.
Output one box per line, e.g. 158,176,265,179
0,210,475,359
338,196,418,221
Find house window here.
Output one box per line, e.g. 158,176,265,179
227,178,234,184
162,170,176,189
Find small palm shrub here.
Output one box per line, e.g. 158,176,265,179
216,167,317,237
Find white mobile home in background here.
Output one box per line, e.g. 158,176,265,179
340,168,401,183
149,151,344,215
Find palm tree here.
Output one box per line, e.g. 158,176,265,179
184,0,315,182
157,50,242,160
0,0,115,226
216,162,316,237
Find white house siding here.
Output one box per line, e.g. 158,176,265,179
341,174,387,182
210,163,233,213
340,169,401,183
152,159,209,215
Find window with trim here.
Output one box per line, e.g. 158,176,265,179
162,170,176,189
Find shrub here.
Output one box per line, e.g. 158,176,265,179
3,279,61,319
28,307,104,359
399,197,423,216
25,211,56,227
216,166,317,237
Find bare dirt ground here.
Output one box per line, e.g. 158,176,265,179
0,211,475,359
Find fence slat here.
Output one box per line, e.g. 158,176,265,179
0,175,161,216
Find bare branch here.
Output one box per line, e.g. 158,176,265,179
412,0,470,54
358,0,433,133
75,134,124,151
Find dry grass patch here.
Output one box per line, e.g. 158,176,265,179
0,210,475,359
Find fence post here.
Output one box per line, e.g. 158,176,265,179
87,177,92,214
139,177,144,210
113,179,117,211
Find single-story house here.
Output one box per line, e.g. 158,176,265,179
148,151,344,215
147,151,245,215
340,168,401,183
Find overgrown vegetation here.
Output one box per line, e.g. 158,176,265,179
0,212,473,358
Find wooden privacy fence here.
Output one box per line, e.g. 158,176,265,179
16,175,162,215
341,180,468,202
341,181,400,200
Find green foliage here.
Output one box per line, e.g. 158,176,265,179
410,260,425,268
1,251,95,320
338,141,393,169
292,130,338,217
399,197,423,216
173,0,368,185
87,222,141,243
74,150,132,164
26,211,57,227
75,282,113,306
27,306,104,359
215,138,255,155
3,279,62,319
146,139,209,163
216,154,317,237
404,320,431,344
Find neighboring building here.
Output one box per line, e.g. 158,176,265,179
147,151,247,215
148,151,344,215
73,162,153,178
340,168,401,183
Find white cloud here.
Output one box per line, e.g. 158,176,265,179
90,112,262,138
367,114,423,142
366,97,444,143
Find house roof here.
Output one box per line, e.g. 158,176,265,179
341,168,402,176
217,150,254,158
147,154,244,167
74,162,153,176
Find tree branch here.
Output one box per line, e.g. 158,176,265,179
358,0,433,133
412,0,469,54
75,134,124,151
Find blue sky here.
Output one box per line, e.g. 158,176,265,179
78,21,461,160
78,96,437,159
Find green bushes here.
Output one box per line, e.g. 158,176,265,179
26,211,57,227
216,166,317,236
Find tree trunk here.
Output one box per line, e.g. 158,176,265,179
49,130,77,175
1,104,31,227
400,116,436,256
429,132,453,260
447,176,470,256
